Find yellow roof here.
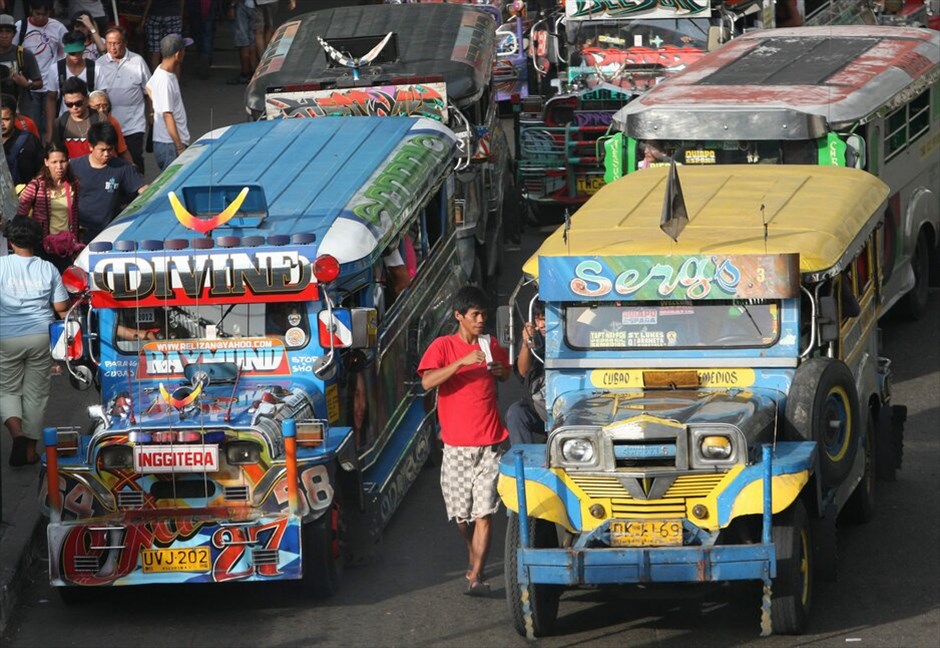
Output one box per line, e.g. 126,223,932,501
524,165,889,279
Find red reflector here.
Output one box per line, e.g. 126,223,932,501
313,255,340,283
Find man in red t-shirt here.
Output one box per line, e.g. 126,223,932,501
418,285,510,595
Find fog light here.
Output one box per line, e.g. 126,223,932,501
692,504,709,520
589,503,606,519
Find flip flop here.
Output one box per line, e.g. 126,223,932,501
9,436,29,467
464,581,491,597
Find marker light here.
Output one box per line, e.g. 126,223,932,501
313,254,340,283
62,266,89,294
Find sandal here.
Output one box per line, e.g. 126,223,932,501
9,436,29,467
464,580,491,597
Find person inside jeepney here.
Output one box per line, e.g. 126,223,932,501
506,300,547,445
638,139,671,169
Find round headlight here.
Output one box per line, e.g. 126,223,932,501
700,435,732,460
100,444,134,469
561,438,596,463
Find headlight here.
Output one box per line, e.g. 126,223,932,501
226,441,261,465
100,445,134,469
700,435,733,460
561,438,596,463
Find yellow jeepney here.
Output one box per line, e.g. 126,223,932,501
497,164,906,637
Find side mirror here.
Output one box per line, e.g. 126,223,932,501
61,266,89,295
50,320,83,361
318,308,377,349
846,133,866,169
496,305,512,348
817,295,839,344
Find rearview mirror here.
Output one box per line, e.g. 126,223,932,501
496,305,512,348
50,320,83,361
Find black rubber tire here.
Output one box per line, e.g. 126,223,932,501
900,230,930,320
841,412,876,524
785,358,859,487
505,511,562,638
771,499,813,635
300,489,345,598
875,405,904,481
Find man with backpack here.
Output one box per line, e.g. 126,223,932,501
0,14,43,135
45,30,94,120
2,93,41,184
50,76,132,165
14,0,67,142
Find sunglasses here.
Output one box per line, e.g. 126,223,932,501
64,99,85,108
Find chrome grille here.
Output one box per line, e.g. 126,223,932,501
223,486,250,502
116,490,145,509
568,473,727,519
72,556,100,572
252,549,279,566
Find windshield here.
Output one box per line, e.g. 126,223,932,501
565,300,780,350
634,139,820,168
114,302,310,353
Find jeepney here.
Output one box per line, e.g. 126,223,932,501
245,3,514,291
608,26,940,319
43,117,464,599
496,164,905,637
517,0,774,220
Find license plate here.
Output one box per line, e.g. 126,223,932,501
610,519,683,547
141,547,211,573
576,175,605,196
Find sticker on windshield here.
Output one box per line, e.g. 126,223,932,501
285,327,306,347
627,330,665,347
590,330,626,347
622,309,657,325
685,150,716,165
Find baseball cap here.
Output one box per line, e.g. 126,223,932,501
64,40,85,54
0,15,16,30
159,33,194,58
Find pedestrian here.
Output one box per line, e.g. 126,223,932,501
146,32,190,171
68,119,146,243
254,0,295,53
16,140,82,271
417,285,510,595
51,76,132,165
0,215,70,467
47,29,95,116
95,26,151,175
0,14,44,135
143,1,184,71
2,93,43,184
69,10,105,59
67,1,108,35
14,0,68,142
505,300,548,445
226,0,257,85
185,0,217,79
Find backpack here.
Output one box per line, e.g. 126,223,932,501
4,129,30,185
57,58,96,112
0,47,27,101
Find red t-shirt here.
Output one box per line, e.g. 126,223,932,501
417,334,509,447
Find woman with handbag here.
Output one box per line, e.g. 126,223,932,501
16,141,83,272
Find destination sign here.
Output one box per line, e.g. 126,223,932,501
91,246,317,308
538,254,800,301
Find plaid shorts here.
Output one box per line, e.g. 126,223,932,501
440,443,503,523
145,16,183,53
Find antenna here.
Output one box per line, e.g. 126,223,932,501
761,202,768,253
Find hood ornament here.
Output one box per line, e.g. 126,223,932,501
169,187,250,235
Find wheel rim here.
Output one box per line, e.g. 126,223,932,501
823,386,852,462
799,528,811,606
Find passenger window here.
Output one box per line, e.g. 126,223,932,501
884,89,929,161
856,244,872,294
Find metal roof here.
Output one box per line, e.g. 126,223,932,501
82,117,456,268
613,26,940,135
246,4,497,115
524,165,889,280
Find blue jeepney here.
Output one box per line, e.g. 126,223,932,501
43,117,464,599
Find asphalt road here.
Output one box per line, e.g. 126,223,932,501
3,3,939,644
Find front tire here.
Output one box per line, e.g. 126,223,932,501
772,499,813,635
505,511,562,638
841,412,876,524
301,491,345,598
785,358,859,487
900,230,930,320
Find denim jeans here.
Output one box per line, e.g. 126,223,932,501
153,141,178,171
